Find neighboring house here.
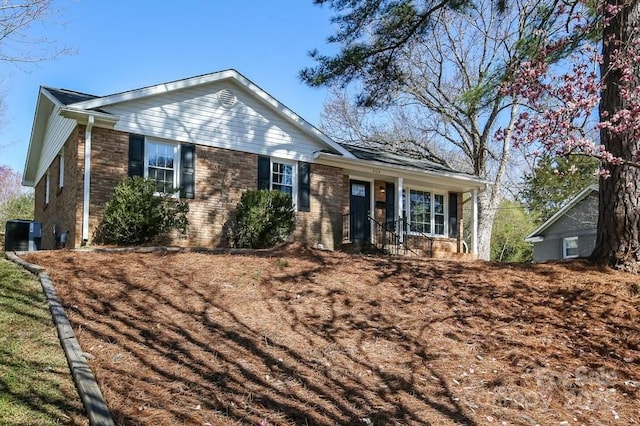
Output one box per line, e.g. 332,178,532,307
525,185,598,262
23,69,487,256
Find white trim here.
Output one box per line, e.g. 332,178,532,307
44,171,50,205
66,69,353,158
58,147,64,188
472,189,479,256
402,186,449,238
563,236,579,259
270,157,298,208
82,115,95,243
396,177,404,243
144,138,181,196
315,151,487,192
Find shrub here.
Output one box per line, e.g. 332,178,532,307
232,189,295,249
95,177,189,245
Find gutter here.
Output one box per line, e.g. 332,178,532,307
314,151,489,191
81,115,94,244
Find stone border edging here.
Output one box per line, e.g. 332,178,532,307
5,251,115,426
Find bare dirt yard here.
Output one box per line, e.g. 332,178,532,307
22,246,640,425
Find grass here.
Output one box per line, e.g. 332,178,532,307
0,257,87,425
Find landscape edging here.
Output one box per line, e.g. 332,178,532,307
5,251,115,426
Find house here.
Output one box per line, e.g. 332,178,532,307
23,69,487,256
525,185,598,262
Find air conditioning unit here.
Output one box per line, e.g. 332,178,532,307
4,220,42,252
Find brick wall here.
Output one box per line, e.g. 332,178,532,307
37,126,347,250
34,127,82,250
294,163,346,250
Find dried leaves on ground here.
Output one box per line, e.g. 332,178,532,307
23,246,640,425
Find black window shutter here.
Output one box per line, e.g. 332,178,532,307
257,156,270,190
128,134,145,177
385,182,395,226
449,193,459,237
180,143,195,199
298,162,311,212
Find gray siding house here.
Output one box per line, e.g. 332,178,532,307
525,185,598,262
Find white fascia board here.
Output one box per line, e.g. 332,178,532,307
524,184,598,240
524,236,544,243
314,152,488,192
23,89,56,186
59,107,119,127
67,69,352,158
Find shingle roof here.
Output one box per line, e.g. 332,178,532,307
340,144,473,177
44,87,99,105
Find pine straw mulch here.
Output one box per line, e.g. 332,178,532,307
22,245,640,426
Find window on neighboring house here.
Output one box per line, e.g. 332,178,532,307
403,189,448,236
45,171,50,204
58,148,64,189
145,140,179,195
563,236,579,259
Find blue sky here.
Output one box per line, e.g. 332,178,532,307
1,0,338,177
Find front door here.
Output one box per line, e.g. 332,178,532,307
349,180,370,243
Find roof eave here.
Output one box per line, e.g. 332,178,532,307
59,107,119,127
524,184,599,239
23,89,57,187
315,151,488,191
66,69,352,158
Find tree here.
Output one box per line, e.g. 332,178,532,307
0,166,33,231
490,200,535,262
0,1,69,64
505,1,640,270
520,154,598,223
305,0,562,260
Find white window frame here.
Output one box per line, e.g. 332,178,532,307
563,236,579,259
144,139,180,196
45,171,50,204
403,187,449,237
270,158,297,206
58,148,64,189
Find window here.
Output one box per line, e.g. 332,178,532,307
58,148,64,189
403,189,447,236
351,183,366,197
271,161,294,197
45,171,50,204
563,236,579,259
145,140,178,194
409,190,431,234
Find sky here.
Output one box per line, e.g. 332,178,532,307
0,0,339,179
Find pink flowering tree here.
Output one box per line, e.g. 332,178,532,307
504,0,640,270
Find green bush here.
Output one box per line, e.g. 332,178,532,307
232,189,295,249
95,177,189,245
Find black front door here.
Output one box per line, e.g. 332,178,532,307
349,180,370,243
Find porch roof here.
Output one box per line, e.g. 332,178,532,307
314,146,488,193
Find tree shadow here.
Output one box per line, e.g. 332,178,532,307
19,249,640,425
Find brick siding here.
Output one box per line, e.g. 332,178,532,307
34,126,347,250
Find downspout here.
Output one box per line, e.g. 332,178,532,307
82,115,95,244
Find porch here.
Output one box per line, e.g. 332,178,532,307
340,177,480,259
341,214,469,258
313,145,486,258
